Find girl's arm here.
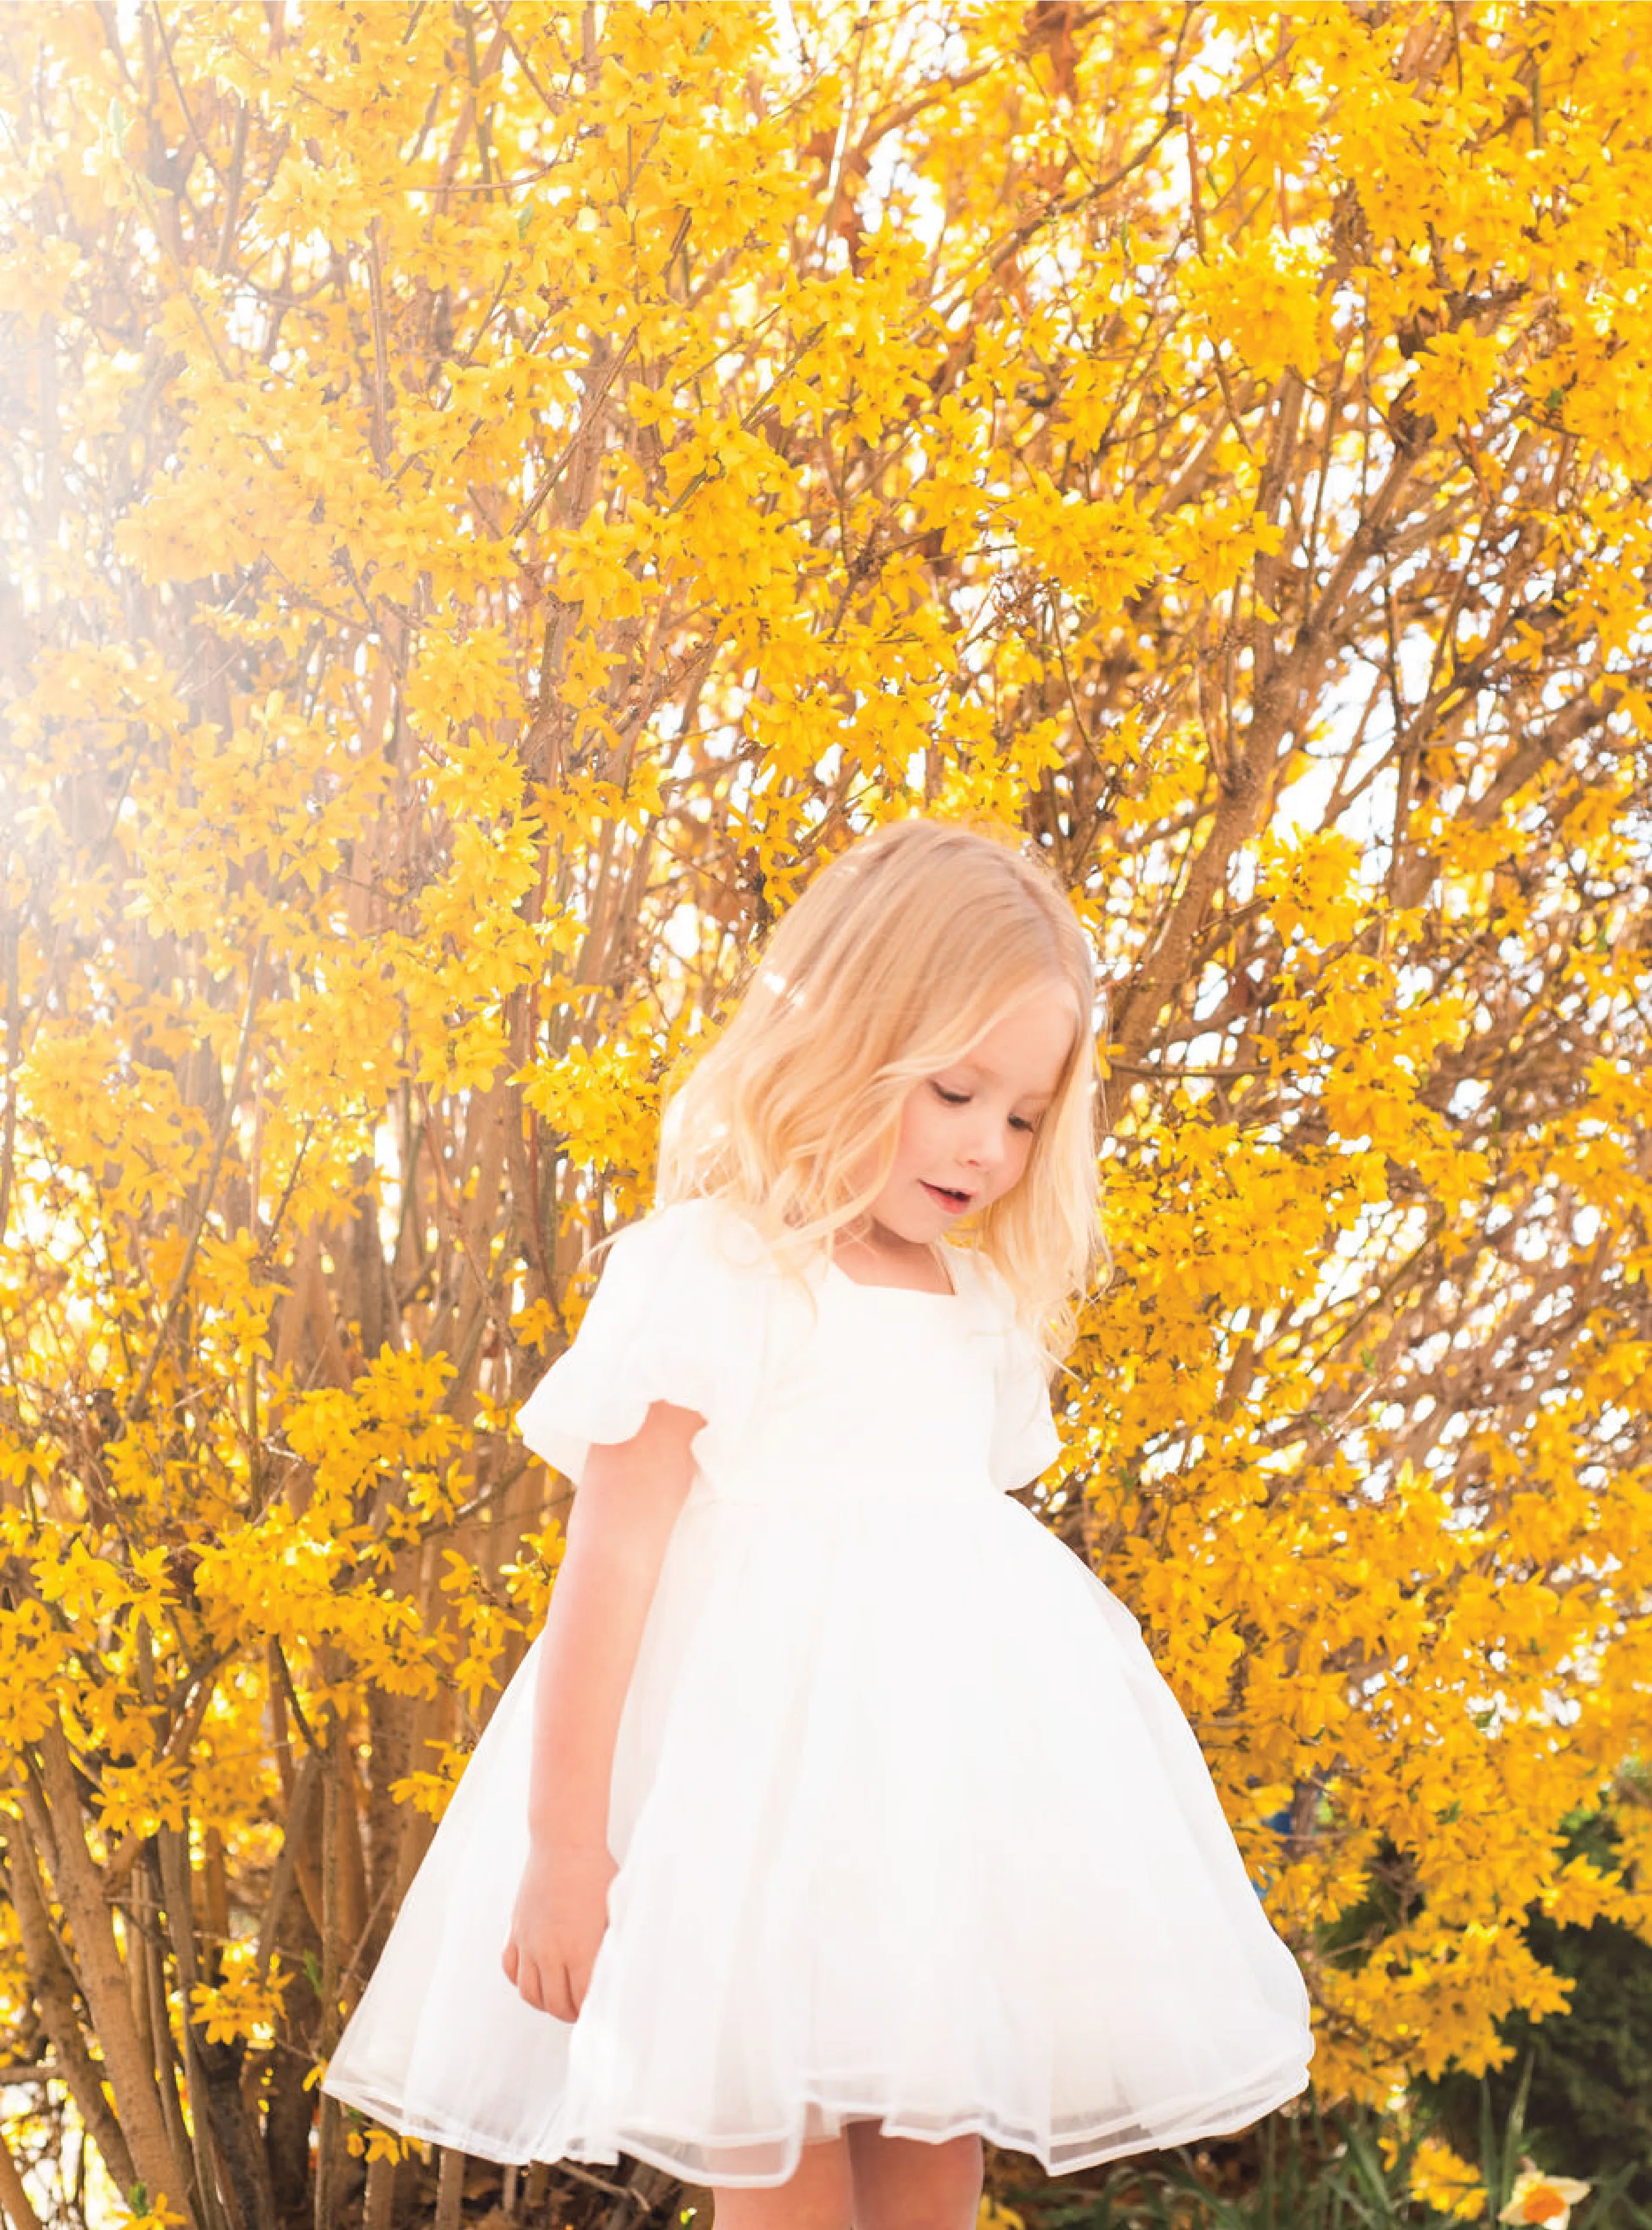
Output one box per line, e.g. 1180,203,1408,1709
525,1394,701,1847
504,1396,702,2017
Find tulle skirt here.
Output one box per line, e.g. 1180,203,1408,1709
322,1487,1314,2186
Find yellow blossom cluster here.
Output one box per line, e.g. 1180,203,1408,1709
1,3,1649,2222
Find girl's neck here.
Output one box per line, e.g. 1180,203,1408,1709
831,1222,955,1295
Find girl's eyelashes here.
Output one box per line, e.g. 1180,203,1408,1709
930,1082,1039,1134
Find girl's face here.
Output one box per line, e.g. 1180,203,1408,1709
862,977,1079,1248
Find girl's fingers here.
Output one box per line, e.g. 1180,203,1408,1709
510,1948,547,2014
501,1929,594,2020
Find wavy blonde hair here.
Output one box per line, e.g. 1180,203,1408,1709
653,816,1108,1374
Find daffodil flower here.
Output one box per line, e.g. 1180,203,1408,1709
1498,2168,1592,2228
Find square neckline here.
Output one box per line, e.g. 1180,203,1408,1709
704,1199,968,1302
825,1251,962,1301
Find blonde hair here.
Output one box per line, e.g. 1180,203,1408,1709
654,816,1108,1374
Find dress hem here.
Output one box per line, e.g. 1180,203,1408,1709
321,2058,1313,2187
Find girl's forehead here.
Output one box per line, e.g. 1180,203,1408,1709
947,984,1080,1086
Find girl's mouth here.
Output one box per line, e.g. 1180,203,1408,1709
921,1181,971,1213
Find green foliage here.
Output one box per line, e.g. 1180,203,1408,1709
1411,1793,1652,2214
995,2078,1652,2230
999,2099,1444,2230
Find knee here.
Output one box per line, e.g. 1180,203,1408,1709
713,2201,849,2230
855,2201,981,2230
712,2190,851,2230
711,2137,854,2230
848,2129,984,2230
856,2211,977,2230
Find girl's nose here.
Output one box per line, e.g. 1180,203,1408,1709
966,1119,1009,1170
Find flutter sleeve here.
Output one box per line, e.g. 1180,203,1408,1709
515,1198,761,1486
978,1258,1063,1494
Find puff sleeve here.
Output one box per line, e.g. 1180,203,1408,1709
515,1198,763,1487
979,1262,1063,1494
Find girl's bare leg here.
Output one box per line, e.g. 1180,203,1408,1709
710,2133,853,2230
846,2121,985,2230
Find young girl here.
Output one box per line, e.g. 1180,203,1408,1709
323,817,1315,2228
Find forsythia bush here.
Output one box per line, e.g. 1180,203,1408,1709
1,2,1649,2224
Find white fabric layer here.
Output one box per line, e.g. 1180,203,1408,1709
323,1198,1313,2185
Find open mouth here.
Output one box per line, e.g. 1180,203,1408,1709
921,1181,972,1211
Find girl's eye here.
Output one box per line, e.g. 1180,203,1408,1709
931,1083,1038,1134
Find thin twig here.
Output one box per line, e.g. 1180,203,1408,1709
126,942,266,1422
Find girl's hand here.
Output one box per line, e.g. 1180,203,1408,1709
501,1840,619,2022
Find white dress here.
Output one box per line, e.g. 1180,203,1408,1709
322,1196,1314,2188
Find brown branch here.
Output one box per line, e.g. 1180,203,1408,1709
0,2128,45,2230
508,323,638,542
0,1821,138,2198
366,215,393,471
20,1720,190,2226
125,940,265,1424
0,904,19,1254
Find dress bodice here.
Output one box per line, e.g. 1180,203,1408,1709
713,1253,1002,1508
514,1198,1062,1508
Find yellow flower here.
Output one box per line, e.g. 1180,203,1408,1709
345,2126,422,2164
977,2201,1025,2230
1408,2134,1487,2221
120,2192,188,2230
1498,2168,1593,2228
